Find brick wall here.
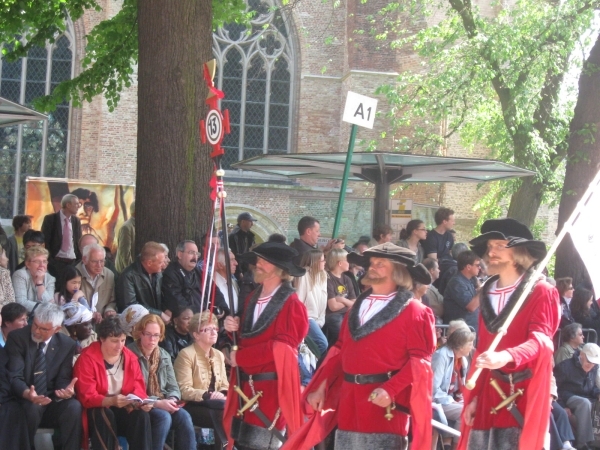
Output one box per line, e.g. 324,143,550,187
67,0,558,244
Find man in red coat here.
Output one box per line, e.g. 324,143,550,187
458,218,560,450
223,242,308,450
285,243,436,450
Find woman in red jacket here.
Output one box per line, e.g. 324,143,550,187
74,316,153,450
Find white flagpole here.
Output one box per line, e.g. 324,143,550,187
466,168,600,390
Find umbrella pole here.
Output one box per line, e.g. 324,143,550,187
332,124,358,238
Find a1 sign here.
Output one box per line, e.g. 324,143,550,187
342,91,378,129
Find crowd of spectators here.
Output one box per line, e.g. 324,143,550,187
0,201,596,450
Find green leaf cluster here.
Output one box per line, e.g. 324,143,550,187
373,0,598,222
1,0,251,112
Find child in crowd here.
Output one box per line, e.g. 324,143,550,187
54,265,90,309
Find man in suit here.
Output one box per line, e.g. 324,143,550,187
5,302,82,450
116,241,170,323
41,193,82,282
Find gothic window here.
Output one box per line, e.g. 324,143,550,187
213,0,295,169
0,33,73,219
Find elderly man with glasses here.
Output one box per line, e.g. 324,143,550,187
162,240,227,317
5,302,82,450
76,242,116,322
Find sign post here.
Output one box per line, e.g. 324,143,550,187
332,91,378,238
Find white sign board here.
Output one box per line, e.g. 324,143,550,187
342,91,378,129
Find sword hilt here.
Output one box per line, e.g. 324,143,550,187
490,388,524,414
234,385,263,416
385,405,393,420
489,378,508,400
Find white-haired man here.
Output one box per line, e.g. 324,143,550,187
76,242,116,322
41,193,82,282
5,302,82,449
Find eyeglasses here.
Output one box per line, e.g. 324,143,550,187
199,327,219,334
184,251,201,257
28,259,48,266
32,321,53,333
89,259,105,265
142,332,161,339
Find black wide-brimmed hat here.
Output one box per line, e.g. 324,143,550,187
347,243,431,285
469,218,547,261
239,242,306,277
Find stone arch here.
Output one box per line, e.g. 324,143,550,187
224,204,286,243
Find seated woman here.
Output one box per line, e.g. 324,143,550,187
431,328,475,450
128,314,196,450
74,317,152,450
0,243,15,308
160,307,193,364
0,345,29,448
398,219,427,263
0,302,28,347
556,277,575,328
174,311,229,448
62,302,96,362
324,249,357,346
12,247,55,313
570,288,600,341
555,322,584,364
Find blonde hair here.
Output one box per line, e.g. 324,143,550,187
299,249,326,285
391,262,412,290
140,241,167,262
190,311,219,334
512,246,537,274
326,249,347,272
25,246,49,262
133,313,165,341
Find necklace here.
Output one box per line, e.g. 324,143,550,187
104,353,123,376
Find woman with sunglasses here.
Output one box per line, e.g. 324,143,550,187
174,311,229,448
128,313,196,450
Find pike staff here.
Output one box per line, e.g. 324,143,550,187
466,168,600,390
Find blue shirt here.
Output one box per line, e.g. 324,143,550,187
443,272,478,331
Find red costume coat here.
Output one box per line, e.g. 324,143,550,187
458,271,560,450
223,282,308,447
283,288,436,450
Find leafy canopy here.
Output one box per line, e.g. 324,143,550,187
0,0,250,112
371,0,598,224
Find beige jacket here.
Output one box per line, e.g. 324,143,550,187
76,262,116,315
173,343,229,402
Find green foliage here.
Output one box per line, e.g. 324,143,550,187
1,0,250,112
373,0,598,221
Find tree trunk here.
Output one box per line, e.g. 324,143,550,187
136,0,214,256
506,176,544,228
554,31,600,285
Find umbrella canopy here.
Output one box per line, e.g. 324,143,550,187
232,151,535,224
0,97,47,128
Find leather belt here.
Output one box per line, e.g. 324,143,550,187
343,370,399,385
240,372,278,382
490,369,532,384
